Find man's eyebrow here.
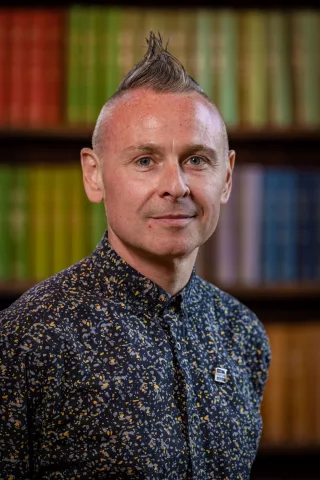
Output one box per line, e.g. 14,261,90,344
182,144,218,158
122,143,162,155
122,143,218,158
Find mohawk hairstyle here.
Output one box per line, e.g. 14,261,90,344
114,31,209,97
92,31,228,159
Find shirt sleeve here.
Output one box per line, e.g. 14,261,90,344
245,312,271,409
0,309,33,479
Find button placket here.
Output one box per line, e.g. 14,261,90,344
160,298,184,355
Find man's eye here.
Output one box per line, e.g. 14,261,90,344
188,156,205,166
137,157,153,167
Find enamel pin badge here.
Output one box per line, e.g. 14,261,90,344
214,367,227,383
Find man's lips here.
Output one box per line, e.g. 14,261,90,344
149,214,196,226
151,214,196,219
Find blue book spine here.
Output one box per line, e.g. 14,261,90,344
281,169,298,282
273,169,286,282
262,169,281,283
298,171,316,281
310,173,320,281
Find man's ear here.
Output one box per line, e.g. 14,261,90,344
80,147,104,203
221,149,236,204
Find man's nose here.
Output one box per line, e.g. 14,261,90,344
158,161,190,199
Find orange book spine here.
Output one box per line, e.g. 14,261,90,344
44,9,64,125
260,322,289,446
314,323,320,445
28,10,47,125
288,322,317,446
9,9,33,126
0,10,11,125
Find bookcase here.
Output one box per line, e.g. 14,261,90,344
0,2,320,479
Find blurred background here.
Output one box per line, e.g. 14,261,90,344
0,1,319,478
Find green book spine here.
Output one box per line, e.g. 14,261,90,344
142,8,163,40
67,6,82,124
169,9,189,69
0,166,13,281
89,201,107,252
69,166,87,264
132,9,145,66
118,8,145,81
106,7,123,100
157,8,174,50
85,7,99,124
305,11,320,125
239,11,268,126
180,9,198,80
31,165,53,282
292,11,320,125
217,9,239,126
77,7,91,124
11,166,30,281
95,7,108,117
267,11,293,126
249,11,268,126
162,8,191,71
196,9,215,101
238,11,249,125
52,166,70,274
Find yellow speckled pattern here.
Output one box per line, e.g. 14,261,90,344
0,230,270,479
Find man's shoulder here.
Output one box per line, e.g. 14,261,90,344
195,276,268,341
195,275,252,316
0,254,95,342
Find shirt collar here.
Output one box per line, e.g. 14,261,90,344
90,229,197,315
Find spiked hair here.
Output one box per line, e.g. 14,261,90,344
114,31,208,97
92,31,228,158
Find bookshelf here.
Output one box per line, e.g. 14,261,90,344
0,3,320,479
1,125,320,165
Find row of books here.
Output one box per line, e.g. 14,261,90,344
196,164,320,286
1,163,320,285
261,321,320,447
0,7,319,128
0,164,106,282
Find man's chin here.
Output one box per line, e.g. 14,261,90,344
143,240,198,260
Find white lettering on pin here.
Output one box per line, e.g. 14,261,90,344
214,367,227,383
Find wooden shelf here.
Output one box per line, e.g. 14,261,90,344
1,125,319,167
258,445,320,455
228,126,320,142
1,125,320,142
252,446,320,480
0,280,37,296
215,282,320,300
0,125,94,141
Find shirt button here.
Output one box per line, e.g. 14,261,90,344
176,342,181,351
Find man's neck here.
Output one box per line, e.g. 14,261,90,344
108,232,198,296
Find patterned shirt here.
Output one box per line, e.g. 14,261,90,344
0,230,270,480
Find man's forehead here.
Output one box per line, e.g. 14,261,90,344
94,88,227,160
109,88,217,117
103,89,224,138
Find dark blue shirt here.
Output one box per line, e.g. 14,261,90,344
0,230,271,479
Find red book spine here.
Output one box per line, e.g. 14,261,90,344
44,9,64,125
0,10,11,125
9,9,33,126
28,9,47,126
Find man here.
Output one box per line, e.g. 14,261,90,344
0,33,270,479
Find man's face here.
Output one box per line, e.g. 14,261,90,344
99,89,234,261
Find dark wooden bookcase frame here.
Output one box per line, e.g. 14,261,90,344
0,1,319,478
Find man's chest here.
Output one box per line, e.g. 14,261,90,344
31,311,260,478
